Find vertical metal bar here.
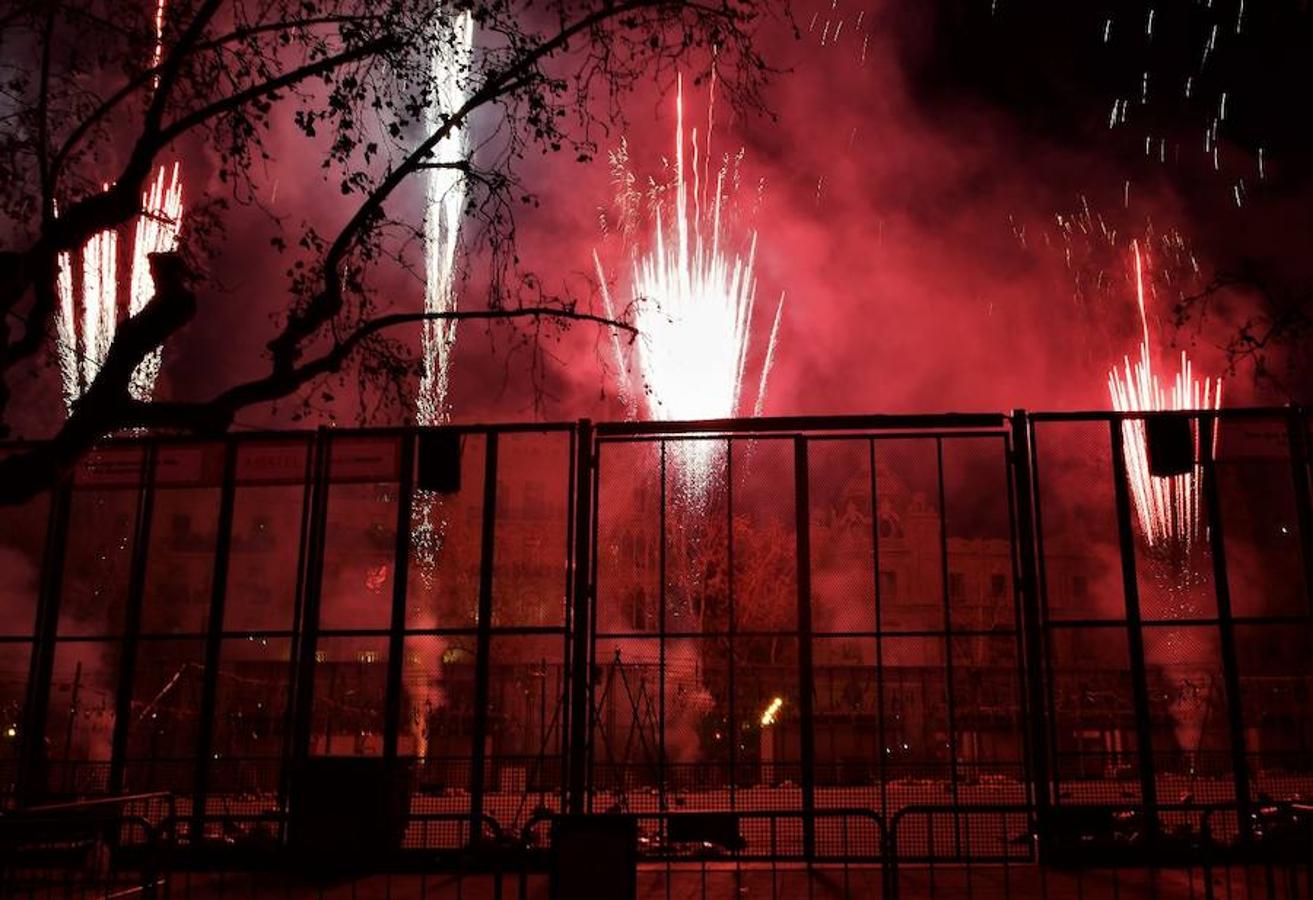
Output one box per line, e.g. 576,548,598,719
1026,418,1065,819
1009,411,1051,850
1108,419,1159,840
468,431,499,842
1198,416,1253,841
382,433,416,761
108,443,158,795
566,420,594,815
586,430,604,811
18,478,73,806
658,440,667,814
560,426,577,815
193,440,239,832
936,438,961,858
1284,409,1313,619
290,430,331,778
793,437,817,860
278,436,318,825
725,438,736,811
868,439,890,830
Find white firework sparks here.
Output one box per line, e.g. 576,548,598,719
596,76,784,496
418,10,474,429
80,226,118,399
1108,240,1222,554
414,11,474,579
128,162,184,401
53,166,183,414
53,4,184,416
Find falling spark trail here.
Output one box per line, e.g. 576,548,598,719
54,248,76,405
418,10,474,430
413,11,475,582
80,227,117,397
1108,241,1222,555
751,294,785,419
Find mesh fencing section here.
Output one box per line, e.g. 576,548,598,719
1032,411,1313,844
4,414,1309,860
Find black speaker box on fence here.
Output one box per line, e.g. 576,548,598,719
288,757,411,865
1145,413,1195,477
551,814,637,900
417,432,462,494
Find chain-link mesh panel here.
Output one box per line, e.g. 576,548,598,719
122,638,206,793
1142,624,1235,804
493,433,571,628
595,441,661,636
1235,623,1313,803
308,635,388,757
1032,420,1124,621
809,440,874,634
45,640,120,795
406,432,484,631
1216,416,1307,618
942,437,1015,633
875,439,945,633
1047,624,1141,804
481,635,566,833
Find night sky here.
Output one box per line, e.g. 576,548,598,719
18,0,1313,435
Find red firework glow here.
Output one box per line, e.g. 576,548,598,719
1108,241,1222,556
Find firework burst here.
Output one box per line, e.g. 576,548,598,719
54,5,184,415
1108,240,1221,559
596,76,784,498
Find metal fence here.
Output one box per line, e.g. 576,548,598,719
0,408,1310,865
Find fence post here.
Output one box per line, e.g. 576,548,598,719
1109,418,1160,843
192,440,239,838
18,477,73,806
287,429,331,830
1198,416,1253,843
469,432,499,842
567,420,594,816
1284,408,1313,618
1010,411,1052,853
108,444,158,796
793,437,817,861
382,433,416,762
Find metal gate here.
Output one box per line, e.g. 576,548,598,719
585,414,1032,861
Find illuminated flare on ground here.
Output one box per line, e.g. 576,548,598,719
596,76,784,493
1107,240,1221,554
